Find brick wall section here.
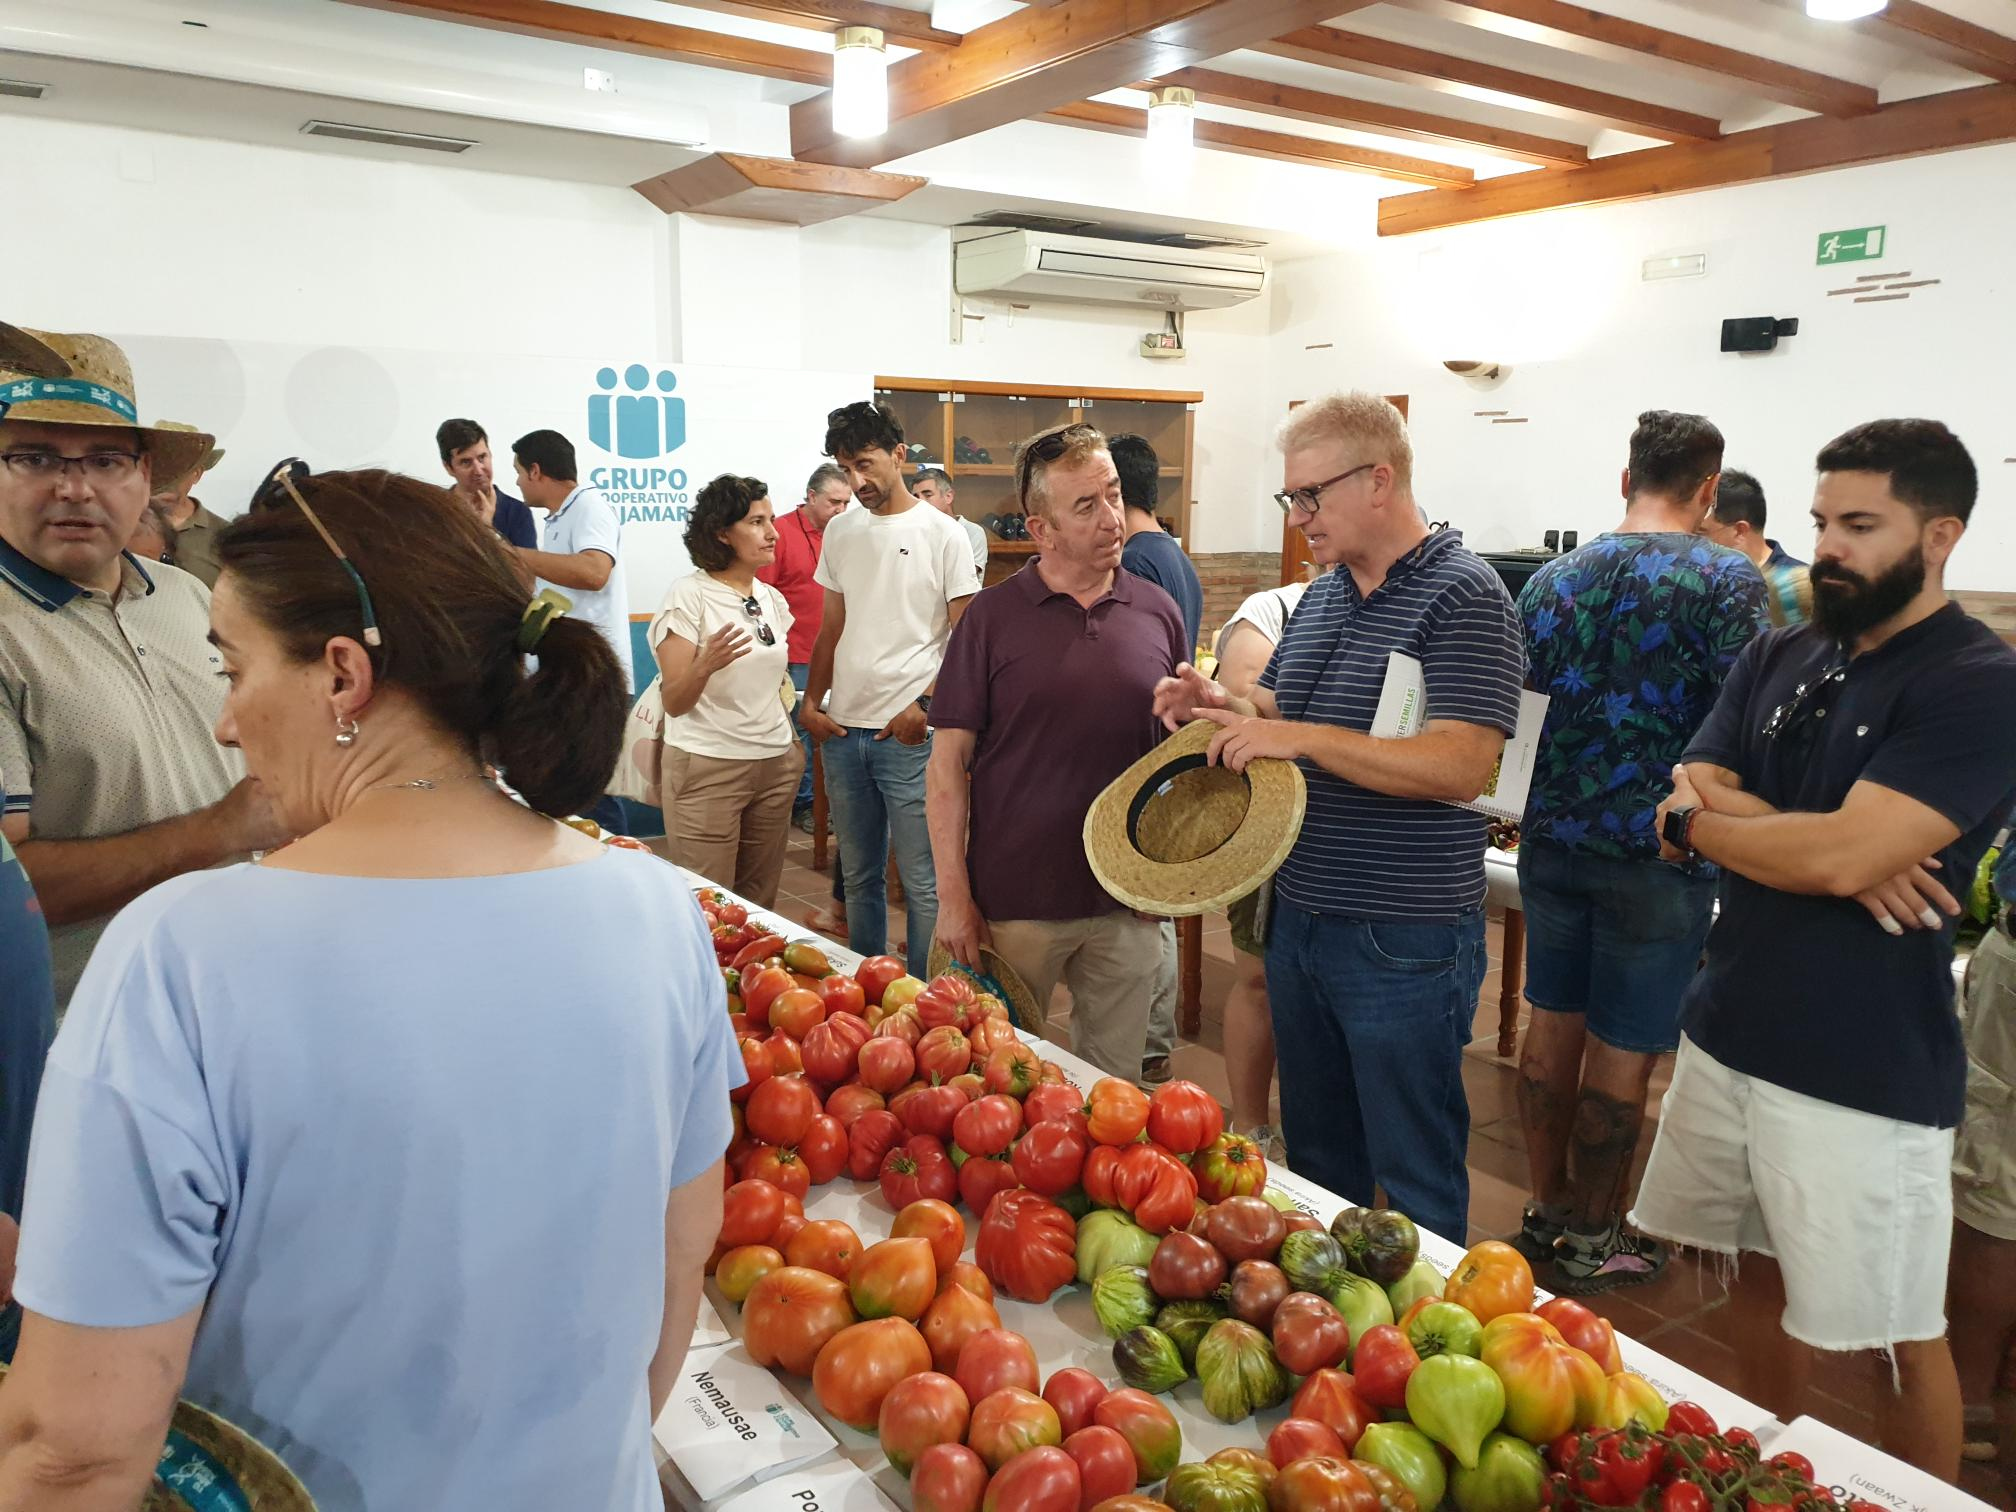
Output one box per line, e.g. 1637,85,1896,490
1190,551,1278,654
1957,590,2016,646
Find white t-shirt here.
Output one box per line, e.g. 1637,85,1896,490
650,573,796,760
1214,581,1309,659
539,486,633,688
814,500,981,729
958,516,989,576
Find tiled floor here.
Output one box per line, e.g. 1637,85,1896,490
766,830,2003,1503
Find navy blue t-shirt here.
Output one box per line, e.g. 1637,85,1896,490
1681,604,2016,1127
494,489,538,551
1,782,54,1360
1122,530,1203,657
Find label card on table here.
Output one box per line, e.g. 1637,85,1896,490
1764,1416,1995,1512
653,1347,836,1502
692,1295,732,1351
713,1457,902,1512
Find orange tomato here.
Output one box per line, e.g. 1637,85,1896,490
784,1218,862,1280
893,1198,967,1274
1443,1239,1535,1324
813,1317,934,1431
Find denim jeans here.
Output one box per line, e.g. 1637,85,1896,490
822,728,937,979
787,663,815,813
1265,904,1487,1245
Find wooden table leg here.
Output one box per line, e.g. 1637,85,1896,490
1497,906,1525,1059
811,749,828,873
1179,916,1203,1040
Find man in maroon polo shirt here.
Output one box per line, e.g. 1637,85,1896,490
926,423,1187,1079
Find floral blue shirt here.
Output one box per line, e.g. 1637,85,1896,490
1518,532,1767,859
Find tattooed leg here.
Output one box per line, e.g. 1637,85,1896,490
1516,1007,1586,1208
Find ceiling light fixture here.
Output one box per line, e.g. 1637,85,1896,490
1146,86,1196,165
1805,0,1887,19
832,26,888,139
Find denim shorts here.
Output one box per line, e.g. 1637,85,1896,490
1517,844,1716,1055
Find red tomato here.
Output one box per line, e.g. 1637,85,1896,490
900,1083,971,1141
1725,1429,1761,1460
940,1261,994,1302
873,1008,924,1046
975,1190,1078,1303
1022,1082,1085,1128
1662,1485,1710,1512
1201,1195,1287,1262
857,954,908,1006
949,1071,987,1102
1537,1296,1625,1375
798,1114,847,1184
1663,1402,1718,1439
1110,1143,1198,1234
1193,1132,1269,1202
715,1244,784,1304
984,1042,1044,1099
801,1011,870,1084
817,973,867,1020
919,1275,1001,1374
1145,1079,1224,1155
879,1371,971,1478
881,1134,959,1208
1271,1294,1351,1375
741,964,796,1027
784,1219,861,1280
892,1198,966,1273
1289,1369,1377,1452
745,1144,811,1199
1081,1145,1123,1208
967,1386,1063,1472
913,1443,990,1512
770,988,827,1041
813,1316,933,1431
1588,1430,1657,1505
743,1265,856,1376
851,1236,938,1322
731,1034,773,1105
1012,1120,1089,1195
747,1075,818,1147
918,1024,976,1083
1148,1231,1227,1301
954,1325,1040,1404
916,973,979,1031
848,1109,906,1182
719,1179,788,1248
1090,1389,1182,1485
1272,1457,1382,1512
968,1015,1021,1060
1350,1324,1421,1410
1084,1077,1150,1146
954,1094,1025,1158
825,1082,886,1130
1042,1368,1109,1439
1064,1427,1137,1510
859,1036,917,1094
982,1445,1081,1512
1769,1452,1815,1481
1269,1417,1349,1468
959,1152,1023,1215
765,1031,804,1078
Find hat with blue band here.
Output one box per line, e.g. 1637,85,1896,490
0,321,215,485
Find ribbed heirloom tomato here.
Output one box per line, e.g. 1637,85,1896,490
1146,1079,1225,1155
1011,1120,1088,1195
848,1109,906,1181
976,1190,1077,1303
1086,1077,1152,1145
953,1094,1024,1158
882,1135,959,1208
801,1012,869,1085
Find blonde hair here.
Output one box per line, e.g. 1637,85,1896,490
1277,392,1413,493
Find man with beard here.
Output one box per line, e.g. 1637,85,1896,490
1641,419,2016,1479
926,424,1186,1078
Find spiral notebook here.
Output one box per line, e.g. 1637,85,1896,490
1368,652,1548,824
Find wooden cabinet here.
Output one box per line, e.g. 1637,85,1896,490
875,377,1202,586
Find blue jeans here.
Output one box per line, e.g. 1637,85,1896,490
1266,904,1487,1245
787,663,814,813
822,728,937,979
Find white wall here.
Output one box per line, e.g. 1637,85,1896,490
1270,142,2016,591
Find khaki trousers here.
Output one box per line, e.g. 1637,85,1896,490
660,744,804,909
987,912,1164,1083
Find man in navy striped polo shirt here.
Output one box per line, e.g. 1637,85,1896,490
1154,392,1524,1244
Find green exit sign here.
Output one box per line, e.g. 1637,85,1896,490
1817,225,1887,264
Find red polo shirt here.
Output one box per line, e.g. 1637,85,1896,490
758,508,825,664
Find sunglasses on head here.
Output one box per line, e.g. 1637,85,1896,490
1014,422,1102,513
253,458,383,648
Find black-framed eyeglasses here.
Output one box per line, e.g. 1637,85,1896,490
741,594,777,647
1275,462,1374,516
0,450,145,483
1015,422,1102,512
253,458,383,648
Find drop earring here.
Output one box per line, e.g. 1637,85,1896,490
335,717,360,748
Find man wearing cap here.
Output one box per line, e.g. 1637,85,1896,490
146,421,230,588
928,422,1186,1079
1154,392,1525,1244
0,322,287,1011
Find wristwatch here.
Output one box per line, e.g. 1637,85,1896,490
1661,805,1700,855
915,694,932,715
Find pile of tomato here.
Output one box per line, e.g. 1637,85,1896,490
1545,1410,1878,1512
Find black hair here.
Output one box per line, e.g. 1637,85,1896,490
685,474,768,573
1815,419,1977,525
1712,469,1767,531
512,429,578,484
823,400,903,461
1626,411,1723,501
435,418,486,464
1108,433,1159,514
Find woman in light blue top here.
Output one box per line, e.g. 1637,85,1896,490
0,467,738,1510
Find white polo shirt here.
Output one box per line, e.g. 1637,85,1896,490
539,485,632,688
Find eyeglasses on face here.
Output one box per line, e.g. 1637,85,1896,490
1274,462,1375,516
740,594,777,647
253,458,383,648
1,450,144,483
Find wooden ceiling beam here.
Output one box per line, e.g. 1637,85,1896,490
789,0,1377,167
1258,25,1723,142
336,0,828,83
632,151,926,221
1047,99,1476,186
1393,0,1878,117
658,0,963,51
1854,0,2016,85
1154,64,1588,166
1377,79,2016,234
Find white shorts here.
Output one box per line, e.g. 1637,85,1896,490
1630,1035,1953,1353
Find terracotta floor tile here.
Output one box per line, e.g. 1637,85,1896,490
1580,1289,1673,1347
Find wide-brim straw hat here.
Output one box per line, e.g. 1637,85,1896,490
1083,718,1307,916
154,419,226,485
0,322,215,485
925,939,1044,1032
0,1363,316,1510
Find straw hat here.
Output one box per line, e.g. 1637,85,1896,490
1082,719,1307,916
925,939,1044,1032
154,419,227,486
0,1363,315,1510
0,321,215,485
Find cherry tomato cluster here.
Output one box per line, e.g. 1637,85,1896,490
1545,1410,1875,1512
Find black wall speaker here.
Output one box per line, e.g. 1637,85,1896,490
1721,316,1800,353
